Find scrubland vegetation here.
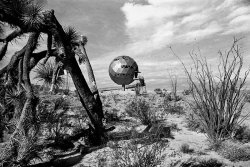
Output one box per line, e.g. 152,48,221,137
0,1,250,166
0,38,250,166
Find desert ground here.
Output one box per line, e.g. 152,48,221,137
17,88,249,167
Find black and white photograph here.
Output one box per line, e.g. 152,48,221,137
0,0,250,166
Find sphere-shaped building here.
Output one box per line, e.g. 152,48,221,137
109,56,138,86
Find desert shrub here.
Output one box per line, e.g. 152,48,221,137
125,97,156,125
234,125,250,142
97,151,109,167
104,108,124,123
165,104,184,115
110,93,120,104
38,97,71,140
176,39,250,143
0,80,5,140
154,88,162,95
185,112,205,133
180,143,194,154
169,73,177,98
0,104,44,167
163,92,181,101
110,140,167,167
162,97,184,115
5,87,26,119
179,157,224,167
169,123,181,131
168,73,182,101
218,141,250,162
244,91,250,102
182,89,192,96
0,104,4,142
0,87,27,135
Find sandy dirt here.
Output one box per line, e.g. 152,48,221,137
61,90,250,167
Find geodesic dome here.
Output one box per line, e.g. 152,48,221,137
109,55,138,85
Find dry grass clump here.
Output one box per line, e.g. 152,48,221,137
244,90,250,103
218,141,250,162
0,104,4,142
110,93,120,104
185,112,205,133
154,88,162,95
234,125,250,143
15,131,44,166
182,89,192,96
179,143,194,154
0,96,75,166
169,123,181,132
162,97,184,115
175,39,250,143
38,97,71,140
104,108,124,123
179,157,224,167
109,140,167,167
0,111,43,167
125,97,156,125
168,73,182,101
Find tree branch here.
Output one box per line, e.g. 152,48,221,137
17,58,23,91
22,32,40,98
49,59,63,93
41,33,53,65
0,28,23,60
0,49,57,78
0,28,22,43
0,42,8,60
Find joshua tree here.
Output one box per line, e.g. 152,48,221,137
0,0,108,164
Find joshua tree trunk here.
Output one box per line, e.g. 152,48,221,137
79,36,98,93
66,56,106,145
49,58,63,93
78,36,104,119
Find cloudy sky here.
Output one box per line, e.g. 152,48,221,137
1,0,250,90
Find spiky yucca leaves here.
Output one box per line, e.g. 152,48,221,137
81,35,88,46
54,26,79,47
0,99,43,167
0,77,5,105
53,27,89,64
53,96,70,111
5,87,26,107
65,26,79,45
1,118,43,166
16,126,43,166
34,61,64,91
0,99,4,142
21,1,44,31
77,35,88,64
0,0,46,31
4,87,26,132
38,97,71,140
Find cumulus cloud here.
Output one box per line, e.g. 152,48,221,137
121,0,250,55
